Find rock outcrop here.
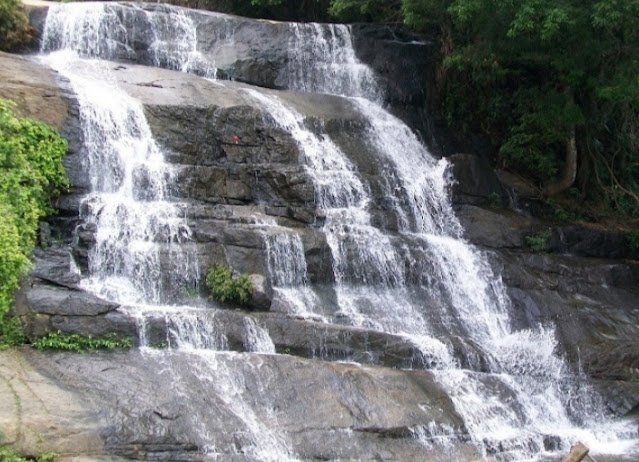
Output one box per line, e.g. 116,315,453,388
2,348,482,461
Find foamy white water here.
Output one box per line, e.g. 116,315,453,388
40,6,298,460
282,17,638,461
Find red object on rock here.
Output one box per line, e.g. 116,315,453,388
233,135,240,144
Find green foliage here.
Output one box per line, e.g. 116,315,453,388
625,231,639,258
229,0,332,21
31,330,131,353
0,99,68,347
525,229,551,252
402,0,449,30
329,0,402,23
0,202,29,320
547,198,582,223
205,265,253,305
0,316,26,350
0,0,32,52
0,445,58,462
487,192,503,209
360,0,639,214
498,88,584,183
35,453,58,462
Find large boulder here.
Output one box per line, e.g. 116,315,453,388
0,348,480,461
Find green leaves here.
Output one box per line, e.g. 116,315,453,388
0,0,32,52
400,0,639,209
329,0,402,22
525,229,551,252
0,100,68,254
498,88,584,182
31,330,132,353
0,99,68,343
0,445,58,462
205,265,254,306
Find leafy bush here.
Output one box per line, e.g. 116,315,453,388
525,230,551,253
0,315,25,350
228,0,332,22
0,99,68,347
0,445,57,462
0,202,29,332
31,331,132,353
0,0,33,52
205,265,253,305
625,231,639,258
487,192,503,209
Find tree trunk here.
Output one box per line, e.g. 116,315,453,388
543,125,578,196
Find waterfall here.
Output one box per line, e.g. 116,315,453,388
41,2,204,305
243,88,443,341
281,21,634,460
38,2,637,460
263,230,322,319
40,4,294,460
42,2,218,77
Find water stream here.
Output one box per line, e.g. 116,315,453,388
39,2,637,460
41,4,294,460
283,22,636,460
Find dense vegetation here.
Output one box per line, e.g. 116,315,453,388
0,0,32,52
247,0,639,218
0,99,68,347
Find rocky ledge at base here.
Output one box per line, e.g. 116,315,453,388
1,348,483,461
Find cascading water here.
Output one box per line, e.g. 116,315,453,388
279,22,636,460
40,3,295,460
263,230,323,319
37,2,638,460
243,88,443,340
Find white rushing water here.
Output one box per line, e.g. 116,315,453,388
40,4,294,460
42,2,204,305
281,21,637,461
40,53,197,304
39,3,637,460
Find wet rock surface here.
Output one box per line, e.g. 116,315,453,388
2,348,480,461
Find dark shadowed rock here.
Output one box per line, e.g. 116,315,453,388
449,153,508,206
456,205,531,249
547,225,632,259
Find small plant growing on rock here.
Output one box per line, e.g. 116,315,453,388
487,192,503,209
206,264,253,305
625,231,639,259
0,445,58,462
524,229,551,253
0,315,25,350
31,331,131,353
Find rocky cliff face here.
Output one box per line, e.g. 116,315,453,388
1,3,638,460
